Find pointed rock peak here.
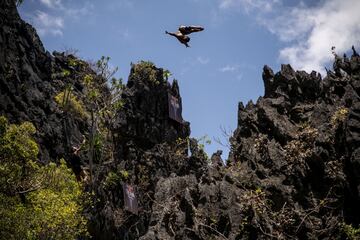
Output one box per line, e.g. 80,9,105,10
171,79,180,97
280,64,296,79
352,45,359,57
263,65,275,98
262,65,274,81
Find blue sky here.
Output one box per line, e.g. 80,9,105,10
18,0,360,159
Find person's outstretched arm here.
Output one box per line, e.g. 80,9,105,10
165,31,176,37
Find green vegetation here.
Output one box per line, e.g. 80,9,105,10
340,223,360,240
120,170,129,179
95,56,119,81
163,69,172,81
253,134,267,154
54,87,88,119
83,74,100,102
137,164,150,188
132,61,161,85
174,137,189,156
83,56,125,185
103,171,121,189
197,135,212,150
197,135,211,161
331,107,349,129
241,187,268,215
68,58,84,68
0,116,88,239
0,117,38,195
284,124,318,165
62,69,71,77
103,169,129,189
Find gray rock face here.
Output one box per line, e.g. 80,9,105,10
90,64,205,239
0,0,92,171
112,64,190,153
229,52,360,238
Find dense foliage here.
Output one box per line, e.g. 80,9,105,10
0,116,88,239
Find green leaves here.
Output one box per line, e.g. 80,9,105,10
62,69,71,77
133,61,159,84
54,89,88,119
96,56,118,81
163,69,172,81
1,121,38,161
0,120,39,194
0,117,89,239
340,223,360,240
27,159,88,239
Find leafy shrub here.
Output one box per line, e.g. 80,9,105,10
103,169,130,189
0,117,39,194
331,107,349,129
55,90,88,119
84,57,124,184
175,137,189,156
340,223,360,240
95,56,118,81
27,160,88,239
68,58,82,67
83,74,101,103
62,69,71,77
241,187,268,215
163,69,172,81
120,170,129,180
0,117,89,239
284,125,318,164
197,135,211,161
132,61,160,85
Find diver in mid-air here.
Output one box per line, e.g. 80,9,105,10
165,25,204,47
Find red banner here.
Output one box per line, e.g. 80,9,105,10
122,184,138,215
168,93,183,123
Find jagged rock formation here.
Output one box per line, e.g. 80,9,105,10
227,56,360,238
0,0,97,172
90,63,200,239
99,56,360,239
1,0,360,239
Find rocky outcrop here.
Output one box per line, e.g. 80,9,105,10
89,62,199,239
0,0,97,173
228,51,360,238
100,51,360,239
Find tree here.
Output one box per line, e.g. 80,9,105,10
0,116,88,239
83,56,124,184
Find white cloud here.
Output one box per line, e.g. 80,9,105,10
219,63,254,73
197,56,210,65
30,0,94,37
64,2,94,18
219,64,238,72
219,0,280,13
219,0,360,74
275,0,360,73
39,0,63,9
32,10,64,36
39,0,93,17
218,64,245,81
